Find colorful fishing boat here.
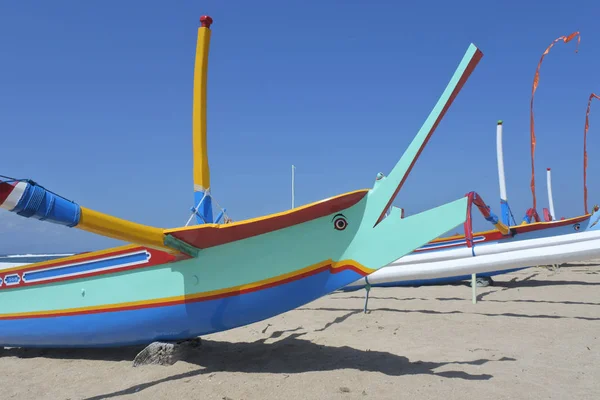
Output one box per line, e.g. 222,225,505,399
0,17,483,347
343,198,595,291
344,31,598,290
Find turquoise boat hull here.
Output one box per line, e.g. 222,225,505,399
0,41,484,347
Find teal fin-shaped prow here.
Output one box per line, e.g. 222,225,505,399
368,43,483,227
348,196,468,270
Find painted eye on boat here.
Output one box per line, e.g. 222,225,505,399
573,223,581,231
333,214,348,231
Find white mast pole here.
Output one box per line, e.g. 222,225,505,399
547,167,556,220
496,120,508,202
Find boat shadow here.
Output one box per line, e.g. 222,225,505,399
1,328,510,380
337,294,600,307
487,278,600,289
1,319,516,400
79,327,513,399
338,270,600,298
474,272,600,301
183,332,511,380
337,272,600,305
301,305,600,322
558,262,600,268
0,345,144,362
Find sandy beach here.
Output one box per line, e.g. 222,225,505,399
1,261,598,400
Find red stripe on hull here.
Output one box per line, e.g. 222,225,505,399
170,190,368,250
0,263,368,320
417,214,589,253
0,247,179,290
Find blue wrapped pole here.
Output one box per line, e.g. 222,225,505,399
0,180,80,227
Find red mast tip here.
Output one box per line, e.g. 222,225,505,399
547,168,551,171
200,15,213,28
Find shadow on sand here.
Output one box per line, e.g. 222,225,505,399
475,272,600,301
300,305,600,322
78,328,513,399
337,294,600,307
1,317,517,399
558,262,600,268
337,271,600,305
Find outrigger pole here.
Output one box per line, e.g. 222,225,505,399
0,16,225,255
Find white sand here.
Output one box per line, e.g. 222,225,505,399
1,261,599,400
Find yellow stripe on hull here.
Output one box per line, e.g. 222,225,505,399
0,259,373,319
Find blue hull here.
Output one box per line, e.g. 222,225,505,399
0,268,363,348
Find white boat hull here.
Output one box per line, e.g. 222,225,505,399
345,229,600,290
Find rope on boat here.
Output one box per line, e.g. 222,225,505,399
185,190,233,227
0,175,27,184
507,205,517,227
186,191,209,226
210,195,233,223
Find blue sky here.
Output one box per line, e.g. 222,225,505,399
1,0,599,254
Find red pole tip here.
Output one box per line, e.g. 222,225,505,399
200,15,213,28
547,168,551,171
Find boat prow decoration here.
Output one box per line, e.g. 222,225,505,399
342,32,596,292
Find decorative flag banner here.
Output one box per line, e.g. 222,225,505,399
530,31,580,211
